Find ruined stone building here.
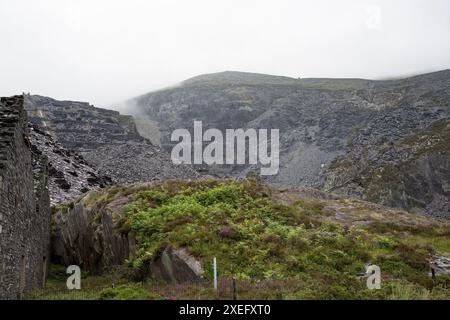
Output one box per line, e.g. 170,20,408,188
0,95,51,299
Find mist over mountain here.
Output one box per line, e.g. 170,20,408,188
122,70,450,218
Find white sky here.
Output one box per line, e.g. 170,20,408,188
0,0,449,107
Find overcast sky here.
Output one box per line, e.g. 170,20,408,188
0,0,449,107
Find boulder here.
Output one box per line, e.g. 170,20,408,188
149,247,205,284
430,256,450,277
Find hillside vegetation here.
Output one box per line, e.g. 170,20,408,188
36,180,450,300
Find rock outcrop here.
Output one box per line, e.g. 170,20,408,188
149,247,205,284
51,191,137,274
51,186,204,283
430,256,450,277
323,118,450,218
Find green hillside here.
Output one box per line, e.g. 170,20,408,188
32,180,450,300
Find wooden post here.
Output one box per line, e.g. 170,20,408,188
232,277,237,300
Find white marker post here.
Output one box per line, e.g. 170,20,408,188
213,257,217,291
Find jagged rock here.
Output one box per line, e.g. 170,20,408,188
430,256,450,277
323,119,450,219
52,192,137,274
149,247,204,284
52,189,204,284
28,122,113,205
55,178,71,190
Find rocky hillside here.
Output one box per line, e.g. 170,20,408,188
47,180,450,300
29,122,112,205
24,94,200,185
122,70,450,217
324,118,450,218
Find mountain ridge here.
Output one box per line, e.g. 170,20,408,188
122,69,450,218
120,69,450,105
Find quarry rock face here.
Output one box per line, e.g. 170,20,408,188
0,95,51,299
324,118,450,218
51,192,136,274
51,189,204,284
24,94,200,186
29,122,112,205
123,70,450,217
